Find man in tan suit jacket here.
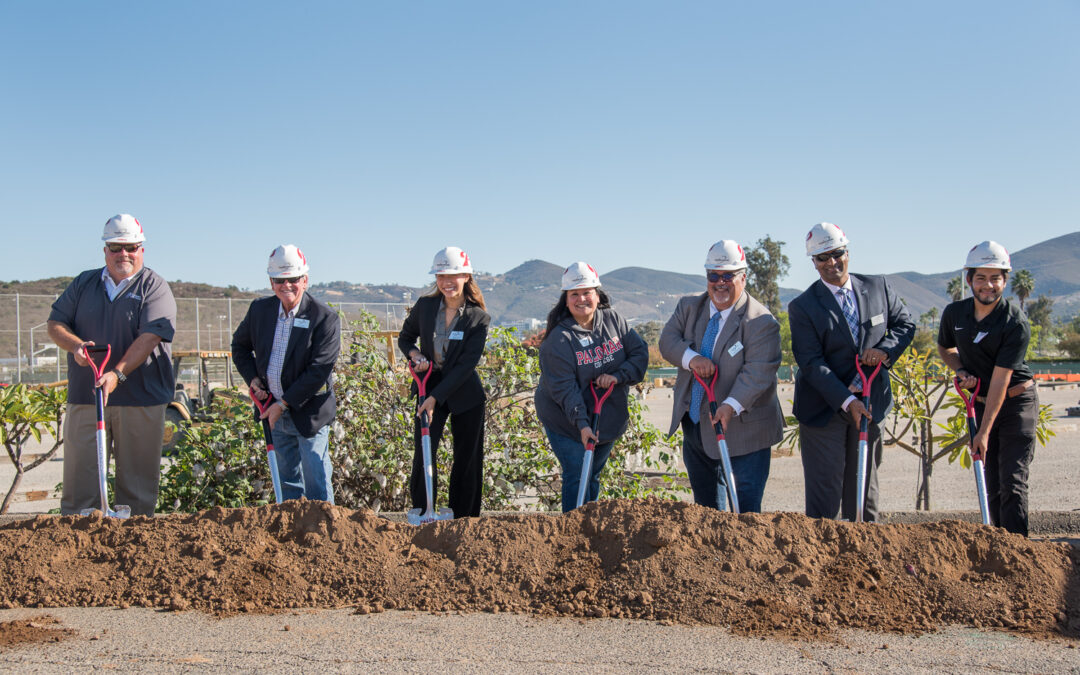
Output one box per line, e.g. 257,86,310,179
659,240,784,511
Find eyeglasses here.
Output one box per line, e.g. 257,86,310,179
812,248,847,263
106,243,142,253
271,276,304,285
707,271,740,283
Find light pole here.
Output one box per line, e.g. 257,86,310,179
218,315,226,351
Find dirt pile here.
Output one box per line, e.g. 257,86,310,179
1,498,1076,640
0,616,75,649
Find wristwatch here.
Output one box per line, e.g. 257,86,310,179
277,400,288,413
112,368,127,383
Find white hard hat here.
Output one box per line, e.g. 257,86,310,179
267,244,309,277
704,240,747,271
561,262,601,291
430,246,473,275
102,214,146,244
964,240,1011,270
805,222,849,256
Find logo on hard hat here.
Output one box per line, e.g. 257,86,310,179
736,245,745,261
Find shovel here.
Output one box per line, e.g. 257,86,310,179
407,362,453,525
692,369,740,514
953,377,991,525
853,355,883,523
250,387,284,504
575,380,615,509
79,345,130,519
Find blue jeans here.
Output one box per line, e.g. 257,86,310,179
270,411,334,503
681,415,770,512
545,428,613,513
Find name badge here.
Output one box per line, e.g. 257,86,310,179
293,318,310,329
870,313,885,326
578,335,593,347
727,341,743,357
974,331,988,344
449,331,464,340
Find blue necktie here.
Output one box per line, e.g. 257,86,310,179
840,289,862,391
840,288,859,346
689,311,723,424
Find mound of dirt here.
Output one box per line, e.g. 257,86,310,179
0,499,1076,640
0,616,75,649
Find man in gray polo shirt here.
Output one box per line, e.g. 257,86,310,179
48,214,177,516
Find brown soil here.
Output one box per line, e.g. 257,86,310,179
1,498,1077,640
0,615,75,649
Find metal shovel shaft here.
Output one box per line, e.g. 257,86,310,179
855,415,869,523
709,400,740,514
576,442,594,509
94,387,108,514
420,416,437,516
956,378,991,526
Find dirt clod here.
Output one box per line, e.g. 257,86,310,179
0,498,1077,640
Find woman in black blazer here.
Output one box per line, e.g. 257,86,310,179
397,246,491,518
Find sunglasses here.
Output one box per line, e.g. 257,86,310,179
271,276,304,285
707,271,740,283
106,243,142,253
813,248,847,263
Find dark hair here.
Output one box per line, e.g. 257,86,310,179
965,268,1009,286
542,288,612,341
424,275,487,311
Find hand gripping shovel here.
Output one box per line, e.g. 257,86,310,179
407,362,453,525
79,345,130,519
692,369,740,514
954,377,992,525
575,380,615,509
250,387,284,504
853,355,883,523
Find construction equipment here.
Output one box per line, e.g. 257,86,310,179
407,362,453,525
80,345,130,519
953,377,992,525
853,355,883,523
692,369,740,514
164,350,235,453
575,380,615,509
249,387,284,504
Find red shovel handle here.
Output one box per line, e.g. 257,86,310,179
408,360,432,399
249,386,276,416
854,354,883,396
589,379,616,414
82,344,112,381
691,369,719,405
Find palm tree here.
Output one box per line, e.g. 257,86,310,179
1011,269,1035,311
946,275,964,302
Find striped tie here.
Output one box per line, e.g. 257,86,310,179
840,288,859,346
689,311,723,424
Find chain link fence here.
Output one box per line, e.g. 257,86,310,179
0,293,409,385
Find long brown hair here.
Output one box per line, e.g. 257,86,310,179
542,289,611,341
424,275,487,310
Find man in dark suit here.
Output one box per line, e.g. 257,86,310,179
232,244,341,502
788,223,915,521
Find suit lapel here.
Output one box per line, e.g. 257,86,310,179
851,276,869,351
813,280,856,349
712,292,748,356
691,294,710,351
282,293,312,367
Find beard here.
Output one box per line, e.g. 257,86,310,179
973,288,1002,306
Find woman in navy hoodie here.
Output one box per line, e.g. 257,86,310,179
534,262,649,512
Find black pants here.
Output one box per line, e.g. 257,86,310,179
975,387,1038,537
799,409,883,522
410,400,485,518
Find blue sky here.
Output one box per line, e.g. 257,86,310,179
2,1,1077,292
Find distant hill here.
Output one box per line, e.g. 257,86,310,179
5,233,1078,330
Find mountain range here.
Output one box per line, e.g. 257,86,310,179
308,232,1080,326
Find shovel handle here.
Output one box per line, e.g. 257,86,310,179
82,344,112,381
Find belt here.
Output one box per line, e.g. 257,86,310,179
975,379,1033,404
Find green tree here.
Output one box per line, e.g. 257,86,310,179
946,275,964,302
1011,269,1035,311
0,384,67,513
1058,333,1080,358
1025,294,1054,331
918,306,939,331
745,236,790,316
634,320,664,346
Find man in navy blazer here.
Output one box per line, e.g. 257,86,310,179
788,223,915,521
232,245,341,503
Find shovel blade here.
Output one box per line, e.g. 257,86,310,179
79,504,131,519
406,507,454,525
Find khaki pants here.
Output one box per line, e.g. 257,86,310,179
62,403,166,516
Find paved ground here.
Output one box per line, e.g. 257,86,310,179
1,607,1079,673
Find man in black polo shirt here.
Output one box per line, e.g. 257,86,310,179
938,240,1037,536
